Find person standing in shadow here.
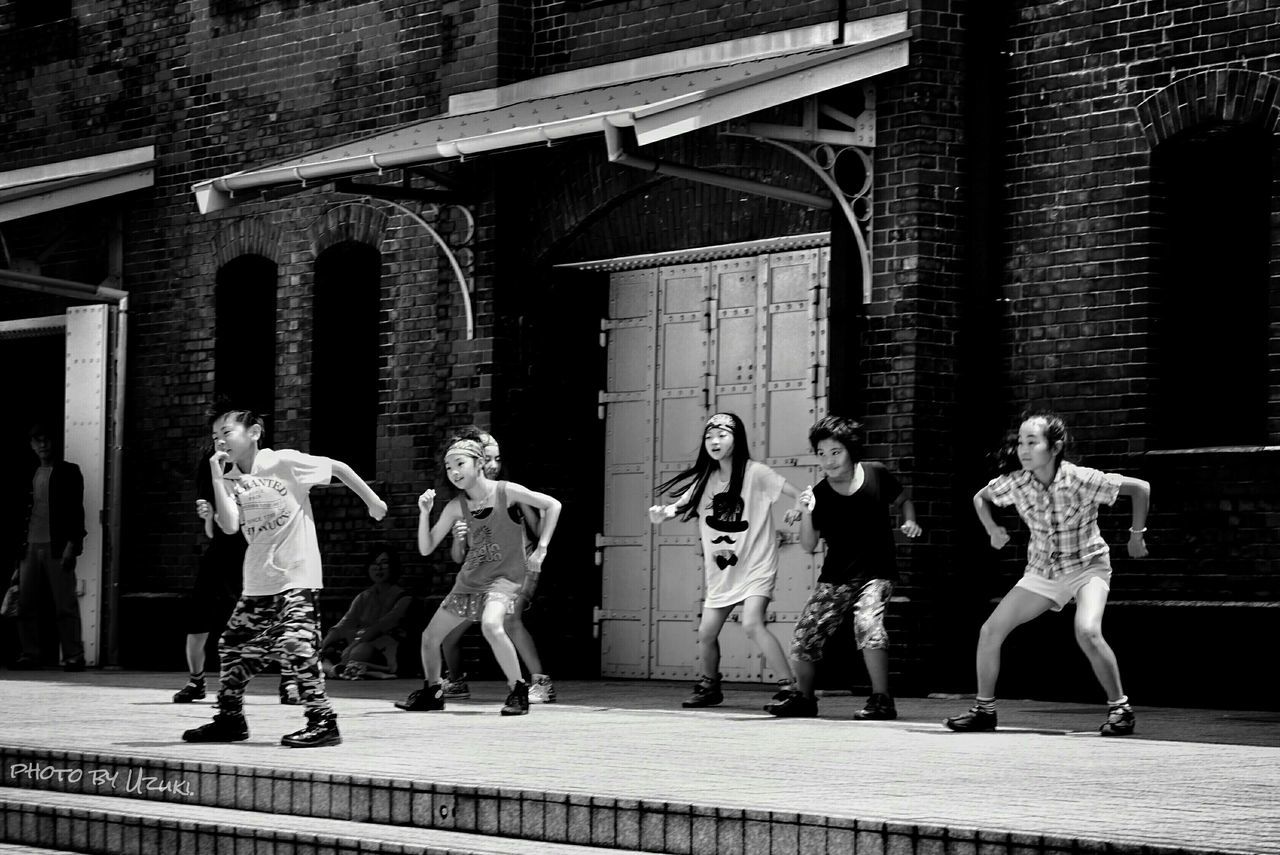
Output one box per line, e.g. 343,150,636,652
13,423,86,671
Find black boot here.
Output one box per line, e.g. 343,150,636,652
682,674,724,708
281,711,341,748
183,711,249,743
501,680,530,716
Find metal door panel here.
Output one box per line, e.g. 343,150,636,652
715,315,756,385
653,618,697,677
601,619,646,676
767,256,813,303
661,268,707,314
602,470,650,538
607,325,652,392
655,543,702,612
610,269,654,319
766,388,820,459
601,545,649,608
604,400,650,466
660,321,706,389
659,397,703,463
767,309,811,380
64,305,109,666
714,262,756,308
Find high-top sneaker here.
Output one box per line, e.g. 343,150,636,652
182,711,249,743
682,674,724,708
528,674,557,704
766,691,818,718
501,680,530,716
281,711,342,748
944,705,997,732
853,692,898,721
1099,704,1135,736
442,674,471,700
395,683,445,711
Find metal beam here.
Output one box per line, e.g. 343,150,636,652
603,124,832,211
333,179,469,205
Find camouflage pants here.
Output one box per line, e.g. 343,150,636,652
218,588,332,717
790,579,893,662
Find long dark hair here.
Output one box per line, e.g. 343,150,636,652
656,412,751,522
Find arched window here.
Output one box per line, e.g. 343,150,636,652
1153,123,1271,447
215,255,277,426
312,241,381,477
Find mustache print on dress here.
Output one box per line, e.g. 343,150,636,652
711,535,736,544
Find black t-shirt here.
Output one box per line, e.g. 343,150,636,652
811,461,903,586
195,451,249,552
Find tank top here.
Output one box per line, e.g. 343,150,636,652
452,481,527,592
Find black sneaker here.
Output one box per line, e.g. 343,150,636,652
173,680,207,703
278,678,302,705
944,706,997,732
1099,704,1135,736
770,679,796,703
501,680,530,716
62,658,86,673
767,692,818,718
281,714,341,748
853,693,898,721
395,684,445,711
682,674,723,708
183,712,249,743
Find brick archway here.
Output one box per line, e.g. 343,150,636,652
306,202,389,257
1136,68,1280,147
211,218,282,267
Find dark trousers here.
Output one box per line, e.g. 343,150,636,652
17,542,84,663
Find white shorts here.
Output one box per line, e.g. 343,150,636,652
1015,562,1111,612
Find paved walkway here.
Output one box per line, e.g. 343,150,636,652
1,671,1277,854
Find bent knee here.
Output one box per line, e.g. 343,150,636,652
1074,625,1105,648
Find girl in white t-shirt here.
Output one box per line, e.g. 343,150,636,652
648,412,803,709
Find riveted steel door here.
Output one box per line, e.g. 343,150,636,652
598,247,829,681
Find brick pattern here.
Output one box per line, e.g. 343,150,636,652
992,1,1280,620
0,743,1239,855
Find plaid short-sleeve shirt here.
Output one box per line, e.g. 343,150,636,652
985,461,1122,579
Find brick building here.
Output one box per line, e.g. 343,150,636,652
1,1,1275,707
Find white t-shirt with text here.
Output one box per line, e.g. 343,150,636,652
223,448,334,596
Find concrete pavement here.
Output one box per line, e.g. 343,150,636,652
0,671,1276,854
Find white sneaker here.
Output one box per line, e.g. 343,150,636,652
528,674,556,704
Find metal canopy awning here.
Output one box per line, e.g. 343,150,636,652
0,146,155,223
192,27,910,214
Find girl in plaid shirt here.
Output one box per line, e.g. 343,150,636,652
945,412,1150,736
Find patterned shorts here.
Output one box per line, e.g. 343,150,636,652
790,579,893,662
441,578,522,621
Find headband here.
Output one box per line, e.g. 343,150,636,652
444,439,484,460
705,413,735,432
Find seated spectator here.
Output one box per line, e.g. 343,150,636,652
320,548,410,679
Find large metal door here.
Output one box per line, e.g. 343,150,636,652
598,247,829,681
